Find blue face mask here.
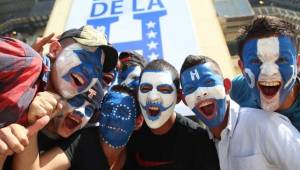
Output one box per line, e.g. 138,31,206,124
118,66,142,90
52,43,104,99
99,90,137,148
181,63,227,128
242,36,297,111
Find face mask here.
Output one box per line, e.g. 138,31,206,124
52,43,104,99
118,66,142,90
181,63,227,128
99,90,137,148
242,36,297,111
138,70,177,129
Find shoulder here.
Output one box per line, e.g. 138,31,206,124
175,113,209,137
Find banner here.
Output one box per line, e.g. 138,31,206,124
65,0,200,115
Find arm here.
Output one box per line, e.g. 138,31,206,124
260,113,300,170
13,133,70,170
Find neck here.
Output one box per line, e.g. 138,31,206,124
278,81,299,111
210,101,230,140
101,139,125,169
150,112,176,135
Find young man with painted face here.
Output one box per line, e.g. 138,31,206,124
0,25,118,158
11,81,107,170
125,59,219,170
117,51,147,90
98,85,141,170
181,55,300,170
230,16,300,131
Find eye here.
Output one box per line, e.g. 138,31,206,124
157,85,174,94
140,84,152,93
276,57,288,64
250,58,262,65
206,79,214,85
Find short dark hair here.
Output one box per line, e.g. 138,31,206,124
141,59,180,92
119,51,147,71
237,15,299,60
180,55,222,76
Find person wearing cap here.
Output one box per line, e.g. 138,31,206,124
12,85,140,170
0,25,118,155
117,51,147,90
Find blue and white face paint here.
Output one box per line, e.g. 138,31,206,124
52,43,104,99
181,63,227,128
242,36,297,111
53,81,104,138
138,71,177,129
99,90,137,148
118,65,142,90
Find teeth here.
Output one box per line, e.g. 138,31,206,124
149,106,159,111
69,116,80,123
72,73,84,85
199,101,213,107
259,81,280,87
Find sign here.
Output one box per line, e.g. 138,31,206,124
65,0,199,115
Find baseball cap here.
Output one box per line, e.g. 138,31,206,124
59,25,118,73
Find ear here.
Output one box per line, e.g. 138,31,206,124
238,59,244,73
176,89,182,104
223,78,232,94
134,114,144,131
297,55,300,70
181,92,187,105
48,40,62,59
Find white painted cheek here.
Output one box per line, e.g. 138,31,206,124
161,91,177,108
184,93,197,109
138,89,148,106
204,85,226,99
244,68,255,88
123,68,141,85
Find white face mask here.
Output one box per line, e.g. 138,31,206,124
138,71,177,129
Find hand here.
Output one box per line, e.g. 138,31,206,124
31,33,57,56
0,116,50,155
28,91,63,124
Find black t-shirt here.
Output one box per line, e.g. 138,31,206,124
124,113,220,170
38,126,109,170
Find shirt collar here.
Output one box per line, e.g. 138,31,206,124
207,99,240,140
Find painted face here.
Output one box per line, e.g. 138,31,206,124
138,70,177,129
242,36,297,111
99,90,137,148
181,63,227,128
54,81,104,138
51,43,104,99
118,65,142,90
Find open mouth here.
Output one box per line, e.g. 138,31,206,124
195,99,216,119
102,73,114,86
71,73,85,87
147,106,160,117
64,114,82,130
258,81,281,98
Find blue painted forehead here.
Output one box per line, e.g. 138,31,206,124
242,36,297,60
181,63,222,82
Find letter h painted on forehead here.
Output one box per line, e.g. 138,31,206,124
190,69,200,81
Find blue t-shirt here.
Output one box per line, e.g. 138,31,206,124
230,74,300,131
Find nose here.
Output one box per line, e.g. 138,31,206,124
260,62,279,77
148,90,160,102
196,89,208,99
